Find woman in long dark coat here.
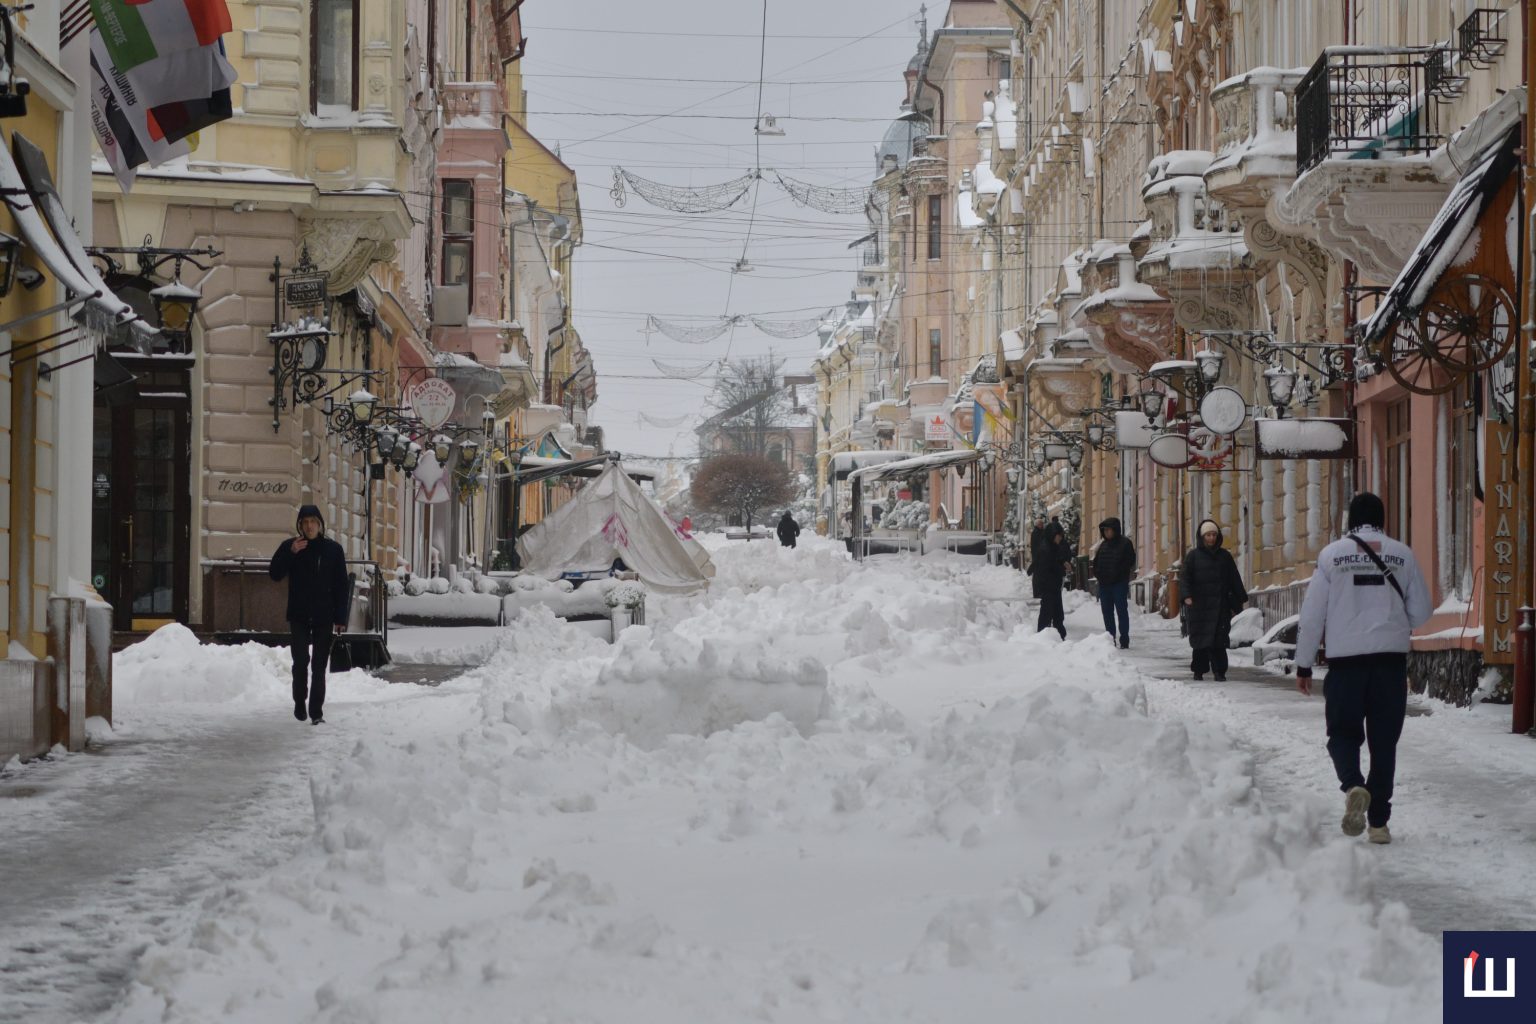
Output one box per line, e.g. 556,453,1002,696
1178,519,1247,681
1034,522,1072,639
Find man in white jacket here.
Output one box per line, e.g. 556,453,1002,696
1294,492,1432,845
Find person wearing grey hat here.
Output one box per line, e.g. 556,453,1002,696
1178,519,1247,682
268,504,351,724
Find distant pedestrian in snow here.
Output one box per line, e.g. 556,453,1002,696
776,511,801,548
1294,492,1431,845
1026,514,1049,597
1092,517,1136,649
1178,519,1247,682
1033,521,1072,639
268,504,350,725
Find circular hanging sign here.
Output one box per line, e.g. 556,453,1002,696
1198,386,1248,436
1148,431,1193,468
406,378,457,430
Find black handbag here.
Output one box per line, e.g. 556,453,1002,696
329,638,353,673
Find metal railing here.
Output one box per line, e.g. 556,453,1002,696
1296,46,1452,175
1458,8,1508,68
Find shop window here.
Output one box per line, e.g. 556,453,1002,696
1385,398,1412,540
313,0,359,114
442,180,474,286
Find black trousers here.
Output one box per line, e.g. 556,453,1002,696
1191,645,1229,677
1323,653,1408,828
290,619,335,717
1036,584,1065,638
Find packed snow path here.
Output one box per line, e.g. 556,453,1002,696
1,536,1530,1023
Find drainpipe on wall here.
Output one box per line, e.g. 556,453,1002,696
1511,0,1535,733
544,305,567,406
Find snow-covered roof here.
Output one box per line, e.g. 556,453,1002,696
829,450,914,479
1000,328,1027,363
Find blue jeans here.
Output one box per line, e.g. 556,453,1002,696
1098,581,1130,642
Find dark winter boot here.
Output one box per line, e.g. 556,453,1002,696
1119,636,1130,650
295,700,307,721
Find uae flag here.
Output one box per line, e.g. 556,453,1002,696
88,0,232,72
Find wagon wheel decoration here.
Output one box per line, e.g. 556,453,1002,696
1380,316,1456,395
1417,273,1517,374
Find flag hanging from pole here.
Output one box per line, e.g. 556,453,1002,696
87,0,232,72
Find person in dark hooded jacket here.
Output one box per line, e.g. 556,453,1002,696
1091,517,1136,648
776,512,801,548
269,504,351,723
1178,519,1247,681
1033,521,1072,639
1026,514,1049,597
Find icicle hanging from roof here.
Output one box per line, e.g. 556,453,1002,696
645,314,740,345
610,168,757,212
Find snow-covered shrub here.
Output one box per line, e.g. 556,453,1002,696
603,580,646,610
512,574,550,592
385,579,404,598
426,576,451,595
881,499,930,530
404,577,429,597
475,575,503,595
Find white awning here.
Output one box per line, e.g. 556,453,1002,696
829,449,912,480
5,132,154,340
848,447,983,483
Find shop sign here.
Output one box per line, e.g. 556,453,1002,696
285,274,327,309
924,412,950,442
1484,421,1516,664
406,378,457,430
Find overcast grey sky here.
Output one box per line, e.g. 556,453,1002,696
520,0,926,459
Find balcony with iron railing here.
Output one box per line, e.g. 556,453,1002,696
1295,46,1458,176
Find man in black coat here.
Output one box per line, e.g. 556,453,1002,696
1034,522,1072,639
1178,519,1247,681
776,511,801,548
1092,517,1136,649
269,504,351,724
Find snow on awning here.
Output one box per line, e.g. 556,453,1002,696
848,447,983,483
5,132,156,342
1361,124,1519,345
829,450,912,480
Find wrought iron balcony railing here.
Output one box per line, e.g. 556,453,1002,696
1296,46,1452,175
1458,8,1508,68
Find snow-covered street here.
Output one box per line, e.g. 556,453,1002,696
4,537,1533,1023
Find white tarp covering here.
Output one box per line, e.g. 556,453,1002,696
517,463,713,593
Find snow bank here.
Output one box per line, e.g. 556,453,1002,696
552,627,829,748
113,624,388,705
100,548,1440,1023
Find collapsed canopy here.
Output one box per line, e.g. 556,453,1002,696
516,463,713,594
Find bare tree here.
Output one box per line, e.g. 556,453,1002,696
690,454,794,536
698,357,788,458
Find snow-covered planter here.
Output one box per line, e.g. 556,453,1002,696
604,581,646,611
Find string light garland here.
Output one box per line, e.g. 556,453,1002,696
610,168,757,212
644,314,742,344
650,358,718,379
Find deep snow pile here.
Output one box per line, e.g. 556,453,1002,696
102,538,1439,1023
114,624,387,705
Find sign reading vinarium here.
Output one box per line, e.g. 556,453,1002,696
1483,422,1516,664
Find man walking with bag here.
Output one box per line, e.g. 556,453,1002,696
1294,493,1431,844
269,504,351,725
